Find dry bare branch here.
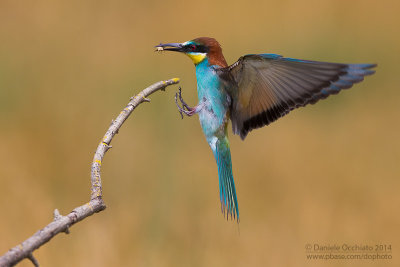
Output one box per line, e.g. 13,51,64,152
0,78,180,267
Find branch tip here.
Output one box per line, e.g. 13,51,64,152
101,142,112,149
53,209,62,221
64,226,70,234
28,253,39,267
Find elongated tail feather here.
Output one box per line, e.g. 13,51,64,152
212,137,239,222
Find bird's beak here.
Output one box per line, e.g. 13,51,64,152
155,42,184,52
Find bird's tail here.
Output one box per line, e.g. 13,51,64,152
212,137,239,222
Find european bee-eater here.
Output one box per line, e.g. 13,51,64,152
156,37,376,222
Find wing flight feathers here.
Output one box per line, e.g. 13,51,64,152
220,54,376,139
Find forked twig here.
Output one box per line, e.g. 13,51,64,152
0,78,180,267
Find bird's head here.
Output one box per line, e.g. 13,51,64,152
155,37,227,67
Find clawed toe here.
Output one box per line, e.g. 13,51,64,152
178,88,191,110
175,87,195,118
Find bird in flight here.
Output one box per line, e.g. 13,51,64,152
155,37,376,222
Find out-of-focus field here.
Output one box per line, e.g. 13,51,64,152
0,0,399,266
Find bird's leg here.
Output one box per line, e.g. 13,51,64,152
175,87,200,119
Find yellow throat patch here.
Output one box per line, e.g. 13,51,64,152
186,52,206,65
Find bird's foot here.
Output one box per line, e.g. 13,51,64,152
177,87,191,110
175,87,196,119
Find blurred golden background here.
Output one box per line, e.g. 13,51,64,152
0,0,399,266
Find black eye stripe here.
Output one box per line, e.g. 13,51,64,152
184,44,209,53
197,45,209,53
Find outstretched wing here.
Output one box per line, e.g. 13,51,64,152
221,54,376,139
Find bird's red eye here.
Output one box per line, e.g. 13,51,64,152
190,44,196,51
